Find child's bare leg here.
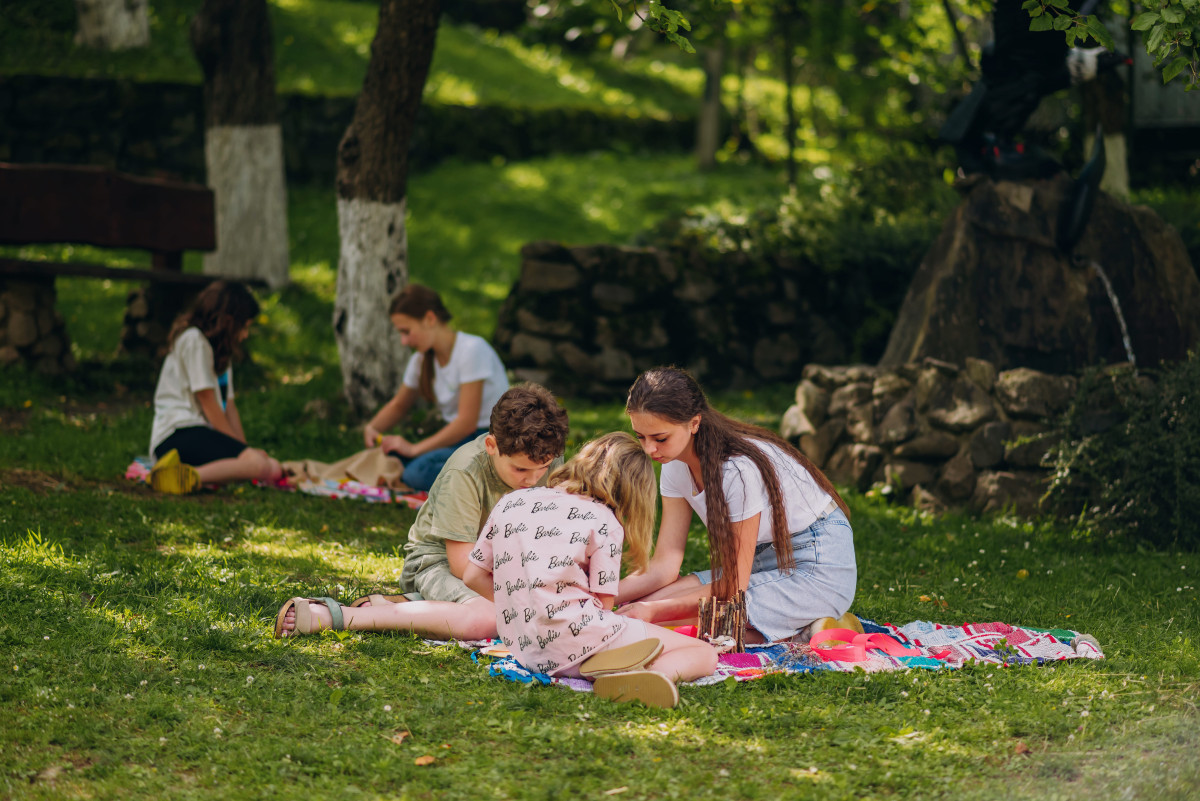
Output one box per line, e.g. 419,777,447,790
196,448,281,484
280,596,496,641
642,624,719,683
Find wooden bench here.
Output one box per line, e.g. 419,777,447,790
0,162,224,284
0,163,261,371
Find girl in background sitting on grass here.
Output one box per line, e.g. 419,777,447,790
463,432,718,708
362,284,509,492
147,281,282,494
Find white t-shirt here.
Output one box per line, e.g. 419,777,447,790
660,438,831,544
401,331,508,428
149,327,233,454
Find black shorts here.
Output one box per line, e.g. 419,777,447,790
155,426,246,466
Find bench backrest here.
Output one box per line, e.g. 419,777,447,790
0,163,215,253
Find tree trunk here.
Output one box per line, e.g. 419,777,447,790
1082,69,1129,199
191,0,290,289
334,0,441,414
695,44,726,170
778,6,799,190
74,0,149,50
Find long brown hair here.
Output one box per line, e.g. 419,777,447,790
168,281,259,373
389,284,452,403
548,432,657,574
626,366,848,599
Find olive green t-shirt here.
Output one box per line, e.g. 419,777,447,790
401,433,562,561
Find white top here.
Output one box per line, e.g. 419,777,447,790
660,438,832,544
401,331,508,428
149,327,232,454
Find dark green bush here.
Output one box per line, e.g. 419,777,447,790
638,153,957,363
1045,352,1200,549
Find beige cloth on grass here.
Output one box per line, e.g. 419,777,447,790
282,447,413,491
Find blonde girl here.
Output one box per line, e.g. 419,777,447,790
463,432,718,708
363,285,509,491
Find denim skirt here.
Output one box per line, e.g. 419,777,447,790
692,507,857,642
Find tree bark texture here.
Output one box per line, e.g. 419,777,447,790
695,45,725,171
190,0,290,288
334,0,441,413
190,0,278,128
74,0,149,50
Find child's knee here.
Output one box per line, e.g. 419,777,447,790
241,448,281,481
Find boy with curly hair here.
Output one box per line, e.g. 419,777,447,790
274,384,570,640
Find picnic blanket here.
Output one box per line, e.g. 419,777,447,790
467,618,1104,692
124,455,427,508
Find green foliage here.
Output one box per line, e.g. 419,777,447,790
641,151,958,361
1045,353,1200,548
1133,185,1200,272
1025,0,1199,90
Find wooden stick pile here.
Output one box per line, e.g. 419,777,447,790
697,590,747,652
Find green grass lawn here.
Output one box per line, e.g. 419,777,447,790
0,0,700,117
1,447,1197,800
2,167,1198,794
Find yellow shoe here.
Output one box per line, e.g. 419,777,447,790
806,610,865,640
149,451,201,495
153,449,181,469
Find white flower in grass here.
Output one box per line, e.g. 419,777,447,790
198,664,206,670
124,694,133,700
159,737,167,744
923,709,930,716
44,636,49,640
140,680,147,686
900,691,908,698
1080,710,1090,717
246,676,255,685
384,705,392,712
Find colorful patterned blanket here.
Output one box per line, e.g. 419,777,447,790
471,618,1104,691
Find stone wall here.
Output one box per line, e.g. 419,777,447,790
782,358,1081,516
494,240,869,396
0,278,76,374
0,75,695,185
119,285,203,359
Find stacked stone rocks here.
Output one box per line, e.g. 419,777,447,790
0,278,75,374
120,285,199,359
782,358,1079,516
495,241,849,397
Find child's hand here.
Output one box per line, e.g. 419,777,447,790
363,424,383,450
615,601,656,623
379,434,415,457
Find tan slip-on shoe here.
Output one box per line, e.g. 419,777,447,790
593,670,679,709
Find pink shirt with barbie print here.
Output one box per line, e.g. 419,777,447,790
468,485,626,676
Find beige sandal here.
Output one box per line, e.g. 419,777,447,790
578,638,663,678
273,596,345,638
593,670,679,708
348,593,411,608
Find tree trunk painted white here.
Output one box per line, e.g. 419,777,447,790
334,196,411,414
74,0,149,50
1084,131,1129,200
203,124,290,289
